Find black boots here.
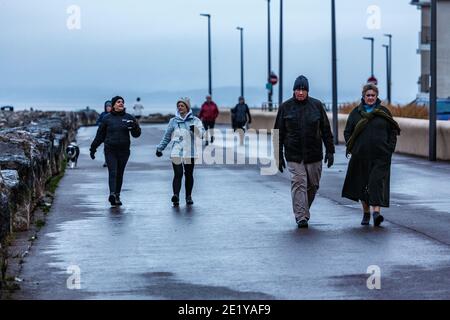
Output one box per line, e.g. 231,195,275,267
373,212,384,227
115,194,122,206
360,211,384,226
108,193,116,206
186,196,194,205
297,219,309,229
361,212,371,225
109,193,122,206
171,194,180,207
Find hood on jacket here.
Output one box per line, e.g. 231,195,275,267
175,109,193,121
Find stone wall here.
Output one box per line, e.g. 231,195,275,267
0,110,97,241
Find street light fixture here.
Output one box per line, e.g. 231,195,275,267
279,0,284,107
200,13,212,96
384,34,392,103
267,0,273,111
331,0,338,145
382,44,390,102
363,37,375,78
237,27,244,98
429,0,437,161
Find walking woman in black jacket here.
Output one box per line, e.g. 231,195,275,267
342,84,400,226
90,96,141,206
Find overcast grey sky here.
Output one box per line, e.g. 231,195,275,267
0,0,420,108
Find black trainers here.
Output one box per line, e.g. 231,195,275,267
171,195,180,207
115,194,123,206
186,196,194,205
361,212,371,225
211,136,215,143
108,194,116,206
205,141,209,146
373,212,384,227
297,219,309,229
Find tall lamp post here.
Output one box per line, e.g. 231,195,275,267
331,0,338,145
267,0,273,111
237,27,244,98
200,13,212,96
363,37,375,79
384,34,392,103
382,44,390,102
429,0,437,161
279,0,284,107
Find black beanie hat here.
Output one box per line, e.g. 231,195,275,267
293,75,309,92
111,96,124,108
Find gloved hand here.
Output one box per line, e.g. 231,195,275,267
324,152,334,168
156,150,163,157
126,120,137,130
90,149,96,160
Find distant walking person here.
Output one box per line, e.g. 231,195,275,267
231,96,252,131
97,100,113,167
199,95,219,146
231,96,252,145
156,98,204,206
133,97,144,120
342,84,400,226
96,100,112,126
274,75,335,228
90,96,141,206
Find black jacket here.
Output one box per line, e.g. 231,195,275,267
274,95,335,164
90,110,141,151
231,103,252,125
343,102,398,159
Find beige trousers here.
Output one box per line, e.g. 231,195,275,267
287,160,322,222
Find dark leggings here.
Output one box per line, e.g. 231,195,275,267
172,159,195,197
105,148,130,195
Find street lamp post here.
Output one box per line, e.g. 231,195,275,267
267,0,273,111
363,37,375,78
384,34,392,103
237,27,244,98
331,0,338,145
200,13,212,96
429,0,437,161
382,44,390,102
279,0,284,107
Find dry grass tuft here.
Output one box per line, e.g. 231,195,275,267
339,101,429,119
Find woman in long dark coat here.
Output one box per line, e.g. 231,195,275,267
342,84,400,227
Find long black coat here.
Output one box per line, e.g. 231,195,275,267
341,103,399,207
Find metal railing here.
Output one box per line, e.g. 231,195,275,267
261,102,279,111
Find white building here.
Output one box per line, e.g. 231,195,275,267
411,0,450,99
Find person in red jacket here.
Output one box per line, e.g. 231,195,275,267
199,95,219,145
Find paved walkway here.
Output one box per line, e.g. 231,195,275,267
12,124,450,299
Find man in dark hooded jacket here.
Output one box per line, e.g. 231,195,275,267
274,75,335,228
231,96,252,131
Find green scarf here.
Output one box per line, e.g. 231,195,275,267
346,105,401,156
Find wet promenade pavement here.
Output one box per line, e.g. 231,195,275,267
13,124,450,299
